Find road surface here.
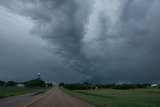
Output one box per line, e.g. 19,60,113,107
0,90,48,107
0,88,94,107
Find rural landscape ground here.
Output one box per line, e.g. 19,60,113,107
0,86,160,107
0,87,93,107
64,88,160,107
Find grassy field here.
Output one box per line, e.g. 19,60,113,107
62,88,160,107
0,86,46,99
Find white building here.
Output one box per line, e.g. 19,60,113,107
151,84,158,87
16,84,24,87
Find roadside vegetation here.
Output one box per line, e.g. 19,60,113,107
60,82,160,107
0,87,46,99
59,82,95,90
0,78,53,99
59,82,159,90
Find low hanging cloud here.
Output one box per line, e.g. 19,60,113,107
0,0,160,83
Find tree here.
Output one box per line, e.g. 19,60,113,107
59,82,64,87
6,81,17,86
26,78,46,87
46,83,53,87
0,80,5,86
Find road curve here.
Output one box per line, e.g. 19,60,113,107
28,88,94,107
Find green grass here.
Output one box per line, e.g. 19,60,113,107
62,88,160,107
0,86,46,99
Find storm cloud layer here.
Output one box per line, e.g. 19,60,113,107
0,0,160,83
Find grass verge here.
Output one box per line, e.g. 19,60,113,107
0,86,47,99
61,88,160,107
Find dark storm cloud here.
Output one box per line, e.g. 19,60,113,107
83,0,160,83
0,0,94,82
0,0,160,83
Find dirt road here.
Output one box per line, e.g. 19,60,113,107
28,88,93,107
0,88,94,107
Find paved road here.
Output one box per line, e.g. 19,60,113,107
0,88,94,107
0,91,47,107
28,88,93,107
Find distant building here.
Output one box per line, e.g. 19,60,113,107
151,84,158,87
116,81,132,85
16,84,24,87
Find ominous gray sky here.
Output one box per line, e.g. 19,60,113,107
0,0,160,83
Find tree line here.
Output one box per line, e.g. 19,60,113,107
59,82,160,90
0,78,53,87
95,83,151,90
59,82,95,90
